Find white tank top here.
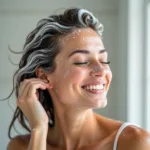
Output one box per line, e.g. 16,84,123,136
113,122,139,150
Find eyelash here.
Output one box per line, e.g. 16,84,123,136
74,61,110,65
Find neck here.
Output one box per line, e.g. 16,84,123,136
47,107,99,149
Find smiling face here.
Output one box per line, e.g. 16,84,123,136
48,28,112,109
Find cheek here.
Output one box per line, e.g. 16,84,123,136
106,67,112,82
64,67,87,82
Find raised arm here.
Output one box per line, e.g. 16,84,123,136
7,78,50,150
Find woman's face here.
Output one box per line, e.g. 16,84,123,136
48,28,112,109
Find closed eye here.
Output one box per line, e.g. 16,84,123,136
101,61,110,64
74,61,110,66
73,62,89,65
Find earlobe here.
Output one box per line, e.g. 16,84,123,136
47,79,53,89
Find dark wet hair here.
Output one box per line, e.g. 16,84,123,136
6,8,103,139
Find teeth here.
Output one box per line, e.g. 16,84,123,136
90,85,93,90
84,84,104,90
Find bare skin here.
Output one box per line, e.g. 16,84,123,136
7,28,150,150
7,115,150,150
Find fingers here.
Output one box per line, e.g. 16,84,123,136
16,78,50,128
18,78,50,101
19,79,48,96
27,82,49,99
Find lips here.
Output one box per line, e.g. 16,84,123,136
82,80,106,87
82,84,104,90
81,80,107,93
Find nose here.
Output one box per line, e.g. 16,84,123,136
90,64,106,77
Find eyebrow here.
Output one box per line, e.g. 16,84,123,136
68,49,107,58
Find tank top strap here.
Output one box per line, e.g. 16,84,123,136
113,122,139,150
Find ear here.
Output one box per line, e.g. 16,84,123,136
36,67,47,80
35,67,53,89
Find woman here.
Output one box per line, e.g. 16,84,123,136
7,8,150,150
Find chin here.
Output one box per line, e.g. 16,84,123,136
91,97,108,109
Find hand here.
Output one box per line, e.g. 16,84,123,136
17,78,51,129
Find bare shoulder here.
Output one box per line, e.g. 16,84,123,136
7,134,30,150
117,125,150,150
94,113,123,132
94,114,150,149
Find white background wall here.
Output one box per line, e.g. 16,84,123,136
0,0,149,149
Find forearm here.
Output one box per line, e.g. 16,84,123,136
28,125,48,150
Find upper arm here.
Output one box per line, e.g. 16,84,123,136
7,136,28,150
117,126,150,150
132,130,150,150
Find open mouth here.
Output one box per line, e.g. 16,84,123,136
82,84,105,91
81,84,106,95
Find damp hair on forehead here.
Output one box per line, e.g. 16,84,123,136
4,7,104,139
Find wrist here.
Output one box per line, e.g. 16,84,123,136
32,124,48,133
